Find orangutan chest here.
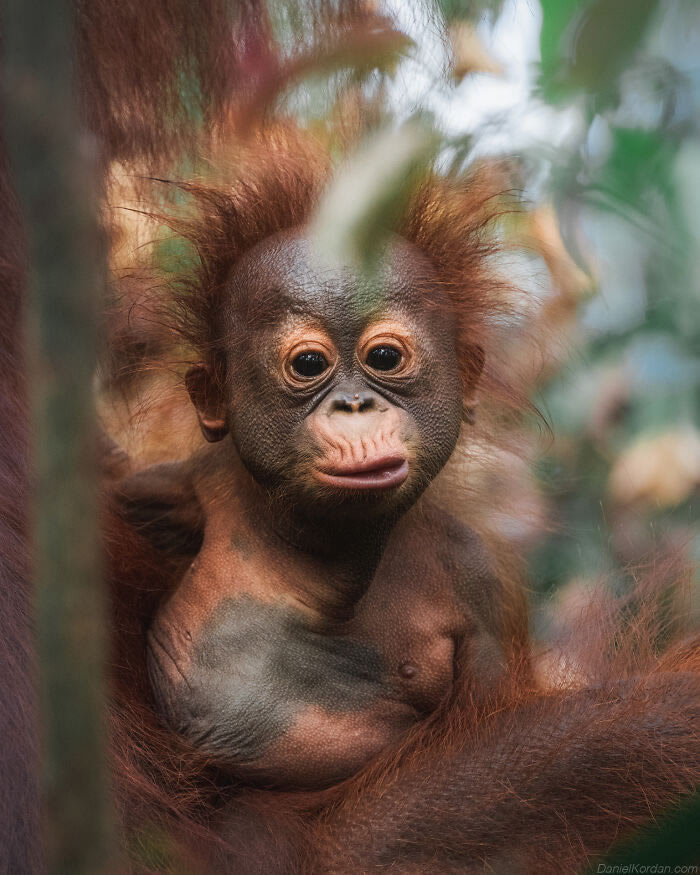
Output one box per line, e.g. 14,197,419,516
151,591,455,787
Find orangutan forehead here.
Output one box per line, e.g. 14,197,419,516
223,229,443,328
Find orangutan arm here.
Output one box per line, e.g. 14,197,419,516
311,673,700,874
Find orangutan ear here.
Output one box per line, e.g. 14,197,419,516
185,365,229,442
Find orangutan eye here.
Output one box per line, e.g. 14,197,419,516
366,345,402,372
291,351,329,378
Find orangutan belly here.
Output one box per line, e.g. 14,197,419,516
147,593,453,787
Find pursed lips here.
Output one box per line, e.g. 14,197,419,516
314,455,409,490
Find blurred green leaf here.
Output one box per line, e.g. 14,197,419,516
539,0,586,100
311,119,440,270
539,0,659,105
586,127,676,220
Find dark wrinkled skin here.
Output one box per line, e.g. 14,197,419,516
120,230,511,787
218,234,463,511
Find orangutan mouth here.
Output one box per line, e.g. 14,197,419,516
315,456,409,490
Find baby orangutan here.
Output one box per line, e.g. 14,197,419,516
121,229,524,788
107,153,698,872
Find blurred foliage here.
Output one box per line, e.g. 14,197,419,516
539,0,659,105
524,0,699,604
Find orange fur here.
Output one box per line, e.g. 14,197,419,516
99,138,699,872
1,2,697,871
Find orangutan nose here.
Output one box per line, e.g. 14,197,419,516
329,390,376,414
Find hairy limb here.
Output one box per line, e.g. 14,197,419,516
0,146,39,874
311,673,700,874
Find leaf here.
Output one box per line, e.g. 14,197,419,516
538,0,586,101
539,0,660,105
588,127,676,216
310,119,441,270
